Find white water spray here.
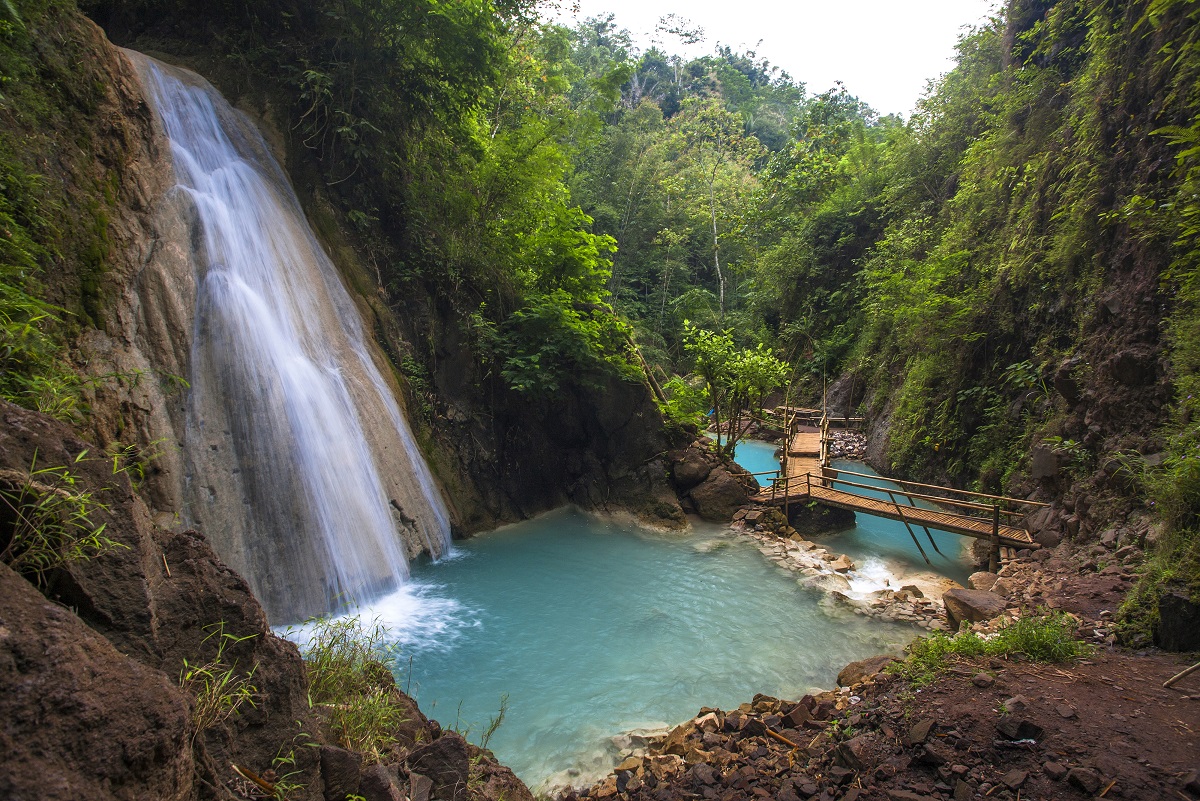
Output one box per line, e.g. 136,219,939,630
131,53,452,622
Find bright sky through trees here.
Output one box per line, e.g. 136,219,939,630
551,0,998,116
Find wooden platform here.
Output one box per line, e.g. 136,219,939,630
788,431,821,456
750,475,1036,548
785,431,822,480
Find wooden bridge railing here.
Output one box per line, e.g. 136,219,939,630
751,465,1044,571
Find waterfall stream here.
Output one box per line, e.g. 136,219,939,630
131,53,451,622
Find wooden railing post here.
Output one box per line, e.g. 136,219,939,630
989,504,1001,572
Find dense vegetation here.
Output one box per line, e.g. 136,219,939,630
3,0,1198,643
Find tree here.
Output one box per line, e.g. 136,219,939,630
683,323,788,456
672,98,764,321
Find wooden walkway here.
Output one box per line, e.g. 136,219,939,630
750,472,1036,548
741,410,1046,567
786,431,822,480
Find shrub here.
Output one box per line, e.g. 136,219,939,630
178,623,259,736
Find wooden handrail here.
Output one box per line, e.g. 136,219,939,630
814,474,1027,520
824,467,1050,509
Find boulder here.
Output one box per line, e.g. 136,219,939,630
407,734,471,801
0,563,193,801
689,467,753,521
322,746,363,801
1000,769,1028,790
1030,445,1062,479
1066,767,1103,795
787,504,857,537
904,719,936,747
830,554,855,573
1025,505,1063,548
966,572,998,592
410,774,435,801
969,539,995,570
837,655,899,687
1106,346,1158,386
360,764,406,801
834,736,869,771
942,589,1007,630
783,703,812,728
661,721,697,756
989,578,1015,598
672,446,714,491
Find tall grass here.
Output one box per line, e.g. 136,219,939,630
291,614,409,764
0,451,126,586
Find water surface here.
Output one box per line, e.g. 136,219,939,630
817,460,973,586
359,509,914,790
705,435,780,487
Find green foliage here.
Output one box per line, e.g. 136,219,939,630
292,614,409,764
1114,0,1200,645
267,743,311,800
495,291,640,396
0,136,80,419
683,322,787,454
0,451,126,587
178,623,259,737
478,692,508,751
657,375,707,431
889,613,1091,687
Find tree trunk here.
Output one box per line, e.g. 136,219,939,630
707,180,725,321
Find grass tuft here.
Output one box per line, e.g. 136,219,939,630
292,614,408,764
889,612,1091,687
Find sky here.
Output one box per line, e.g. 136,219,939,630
548,0,999,117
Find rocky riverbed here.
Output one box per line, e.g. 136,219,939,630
729,513,955,631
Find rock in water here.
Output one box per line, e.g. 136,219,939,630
830,554,855,573
690,467,753,521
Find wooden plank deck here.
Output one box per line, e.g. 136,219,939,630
750,477,1035,548
788,431,821,456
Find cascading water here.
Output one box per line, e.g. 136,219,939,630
129,53,452,622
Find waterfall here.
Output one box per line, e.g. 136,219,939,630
129,53,452,622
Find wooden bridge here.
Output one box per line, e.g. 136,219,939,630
746,410,1047,569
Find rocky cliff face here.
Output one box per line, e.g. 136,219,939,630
0,399,532,801
0,4,680,794
60,17,684,544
